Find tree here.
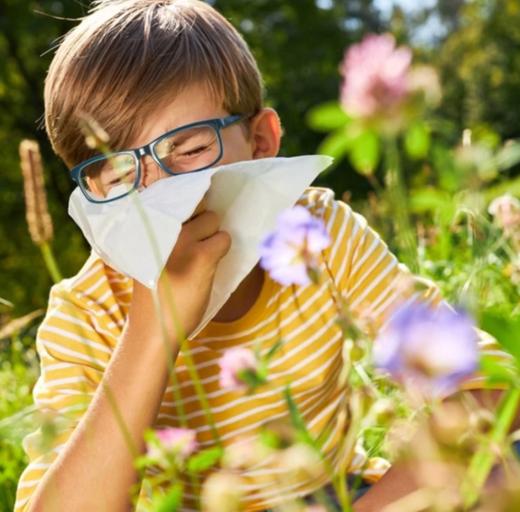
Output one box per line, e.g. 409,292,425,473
0,0,384,314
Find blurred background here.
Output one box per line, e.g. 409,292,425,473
1,0,519,317
2,0,520,510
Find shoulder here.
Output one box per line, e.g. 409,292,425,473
40,252,131,354
296,186,336,215
49,251,131,312
296,186,362,238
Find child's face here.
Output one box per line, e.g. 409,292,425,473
129,82,281,189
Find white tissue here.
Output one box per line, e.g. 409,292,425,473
68,155,333,336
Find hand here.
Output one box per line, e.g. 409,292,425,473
130,198,231,342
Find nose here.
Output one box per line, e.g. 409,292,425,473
140,156,168,189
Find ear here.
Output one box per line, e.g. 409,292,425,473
249,108,282,159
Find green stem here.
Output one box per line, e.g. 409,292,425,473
39,242,63,283
461,387,520,509
384,137,418,273
180,338,222,447
335,472,352,512
118,155,221,448
155,283,222,447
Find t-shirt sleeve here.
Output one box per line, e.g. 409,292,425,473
14,283,115,512
317,191,513,391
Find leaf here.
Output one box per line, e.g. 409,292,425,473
350,129,380,175
479,311,520,366
186,446,223,473
410,188,450,212
306,101,351,132
317,129,351,170
155,483,183,512
404,121,430,159
495,141,520,171
283,386,315,447
479,354,517,385
265,339,284,361
238,368,267,390
0,297,14,309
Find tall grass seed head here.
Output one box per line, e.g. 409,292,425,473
19,139,53,245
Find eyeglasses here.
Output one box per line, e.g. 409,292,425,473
70,114,245,203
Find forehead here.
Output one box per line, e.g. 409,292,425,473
130,82,227,148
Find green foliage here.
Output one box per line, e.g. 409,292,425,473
0,327,40,512
3,1,520,511
0,0,384,316
404,121,430,159
434,0,520,141
480,311,520,366
155,483,183,512
186,447,224,474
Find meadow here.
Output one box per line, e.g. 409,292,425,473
2,1,520,511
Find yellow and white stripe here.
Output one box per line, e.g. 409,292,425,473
15,187,509,511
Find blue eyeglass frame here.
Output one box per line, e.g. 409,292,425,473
70,114,245,204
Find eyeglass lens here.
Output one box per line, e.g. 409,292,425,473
80,125,221,201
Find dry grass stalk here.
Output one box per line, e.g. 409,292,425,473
0,309,44,340
78,113,110,150
19,139,53,245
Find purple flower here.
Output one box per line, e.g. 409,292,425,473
259,206,331,286
340,33,412,119
219,347,259,391
372,302,479,398
147,427,198,460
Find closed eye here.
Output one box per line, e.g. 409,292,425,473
106,170,135,187
181,145,210,157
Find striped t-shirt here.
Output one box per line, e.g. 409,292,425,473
15,187,504,511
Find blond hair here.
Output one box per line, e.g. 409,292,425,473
44,0,264,168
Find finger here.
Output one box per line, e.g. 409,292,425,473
197,230,232,262
187,193,209,221
183,210,221,242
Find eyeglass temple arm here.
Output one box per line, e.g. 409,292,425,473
220,114,247,128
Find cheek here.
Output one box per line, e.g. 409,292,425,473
219,130,253,164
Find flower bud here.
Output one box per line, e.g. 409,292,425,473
429,402,470,447
469,408,495,434
201,472,245,512
370,398,396,426
274,443,325,482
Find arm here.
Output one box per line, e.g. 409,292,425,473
26,287,174,512
23,208,230,512
353,389,520,512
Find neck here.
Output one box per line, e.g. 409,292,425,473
212,263,264,323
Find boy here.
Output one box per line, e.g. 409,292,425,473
15,1,508,511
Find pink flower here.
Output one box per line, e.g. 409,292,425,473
340,33,412,119
488,194,520,235
218,347,259,391
147,427,198,460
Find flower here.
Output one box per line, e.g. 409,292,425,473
340,33,412,119
488,194,520,235
221,436,272,470
259,206,331,286
201,471,245,512
372,302,478,398
146,427,198,461
218,347,259,391
274,443,325,483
